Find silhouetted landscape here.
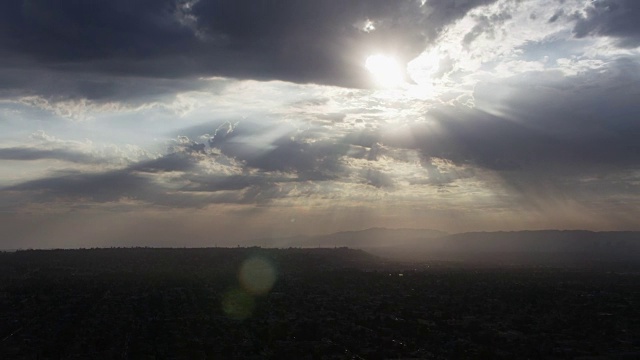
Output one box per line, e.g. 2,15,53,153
264,228,640,264
2,236,639,359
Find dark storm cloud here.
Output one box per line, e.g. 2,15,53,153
407,102,638,173
130,152,198,173
573,0,640,47
3,115,414,209
0,66,223,105
0,147,97,163
190,0,499,87
2,128,340,208
2,151,243,208
379,59,640,174
0,0,498,94
4,148,198,202
384,111,542,171
348,59,640,206
3,156,323,209
7,169,151,203
0,0,193,61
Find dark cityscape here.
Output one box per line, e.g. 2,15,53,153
1,244,640,359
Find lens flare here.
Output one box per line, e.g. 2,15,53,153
239,257,277,295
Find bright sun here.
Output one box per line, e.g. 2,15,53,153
365,54,404,88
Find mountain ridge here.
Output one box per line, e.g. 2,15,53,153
252,227,447,248
252,228,640,262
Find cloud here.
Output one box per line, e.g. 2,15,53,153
205,120,350,180
0,0,194,62
0,130,154,173
3,156,243,209
1,0,639,238
7,169,151,203
0,0,498,94
3,53,639,216
0,147,98,163
393,60,640,174
0,71,228,122
548,9,564,23
573,0,640,48
461,7,513,47
361,168,394,188
1,131,319,209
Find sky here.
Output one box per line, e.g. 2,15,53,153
1,0,639,248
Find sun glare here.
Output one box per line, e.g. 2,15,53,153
365,54,404,88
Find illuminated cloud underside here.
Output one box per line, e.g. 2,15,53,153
0,0,639,247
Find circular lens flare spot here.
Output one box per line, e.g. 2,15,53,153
239,257,276,295
366,55,403,88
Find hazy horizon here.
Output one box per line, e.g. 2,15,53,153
2,227,639,251
1,0,639,249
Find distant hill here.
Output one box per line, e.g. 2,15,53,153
368,230,640,263
253,227,447,248
253,228,640,263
